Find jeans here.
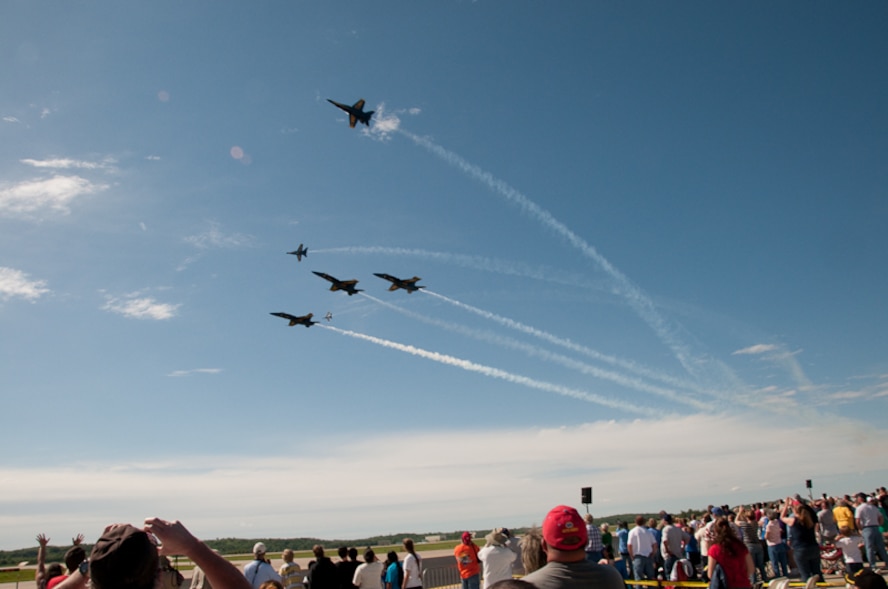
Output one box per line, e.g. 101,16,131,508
747,542,766,582
621,553,632,579
768,543,789,578
632,555,655,589
586,550,603,562
863,526,888,568
793,544,822,582
663,555,678,578
461,574,479,589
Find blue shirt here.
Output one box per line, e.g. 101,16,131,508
617,528,629,553
385,563,401,589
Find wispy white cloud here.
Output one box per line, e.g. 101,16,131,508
20,156,117,171
3,116,21,124
732,344,778,355
819,376,888,404
0,267,50,302
178,222,255,271
732,344,812,390
184,221,254,250
0,175,108,217
0,414,884,550
102,292,180,320
167,368,223,377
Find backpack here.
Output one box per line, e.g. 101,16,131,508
708,563,727,589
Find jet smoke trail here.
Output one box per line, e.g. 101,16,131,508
316,246,707,397
360,293,711,411
311,246,603,291
318,323,658,416
398,129,702,380
420,290,711,398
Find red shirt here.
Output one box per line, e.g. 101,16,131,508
47,575,69,589
709,543,751,589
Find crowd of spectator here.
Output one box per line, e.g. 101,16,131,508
29,488,888,589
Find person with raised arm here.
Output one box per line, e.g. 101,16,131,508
146,518,253,589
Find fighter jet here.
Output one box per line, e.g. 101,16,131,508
326,98,374,128
324,312,333,322
374,273,425,294
287,243,308,261
312,271,363,296
270,312,318,327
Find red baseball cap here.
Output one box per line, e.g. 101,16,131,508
542,505,588,551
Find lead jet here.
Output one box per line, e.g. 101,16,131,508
286,243,308,261
270,312,318,327
374,273,425,294
326,98,374,128
312,271,363,296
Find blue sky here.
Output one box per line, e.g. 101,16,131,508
1,1,887,550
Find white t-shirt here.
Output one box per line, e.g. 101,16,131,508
478,545,517,587
835,536,863,564
353,562,384,589
628,526,656,558
403,553,422,589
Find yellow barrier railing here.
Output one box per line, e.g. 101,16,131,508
622,581,845,588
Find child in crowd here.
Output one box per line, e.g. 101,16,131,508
834,526,865,577
602,545,628,579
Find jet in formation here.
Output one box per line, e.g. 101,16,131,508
324,312,333,322
287,243,308,261
270,312,318,328
312,271,363,296
327,98,374,128
374,273,425,293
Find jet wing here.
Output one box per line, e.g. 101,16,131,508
348,114,357,128
354,99,365,110
388,284,400,291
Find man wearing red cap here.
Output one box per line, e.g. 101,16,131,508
522,506,624,589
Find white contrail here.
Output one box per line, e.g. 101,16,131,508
314,246,707,396
318,324,658,416
399,129,702,380
360,293,711,411
311,246,603,291
421,289,711,398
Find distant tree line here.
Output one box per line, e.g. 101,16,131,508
0,544,85,569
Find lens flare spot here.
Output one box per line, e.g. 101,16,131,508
230,146,244,160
